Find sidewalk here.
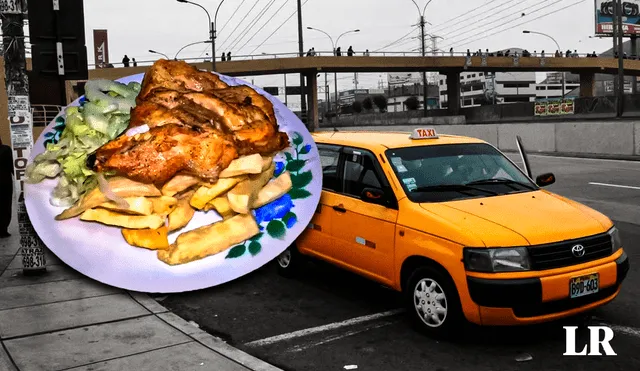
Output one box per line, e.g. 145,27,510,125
0,205,283,371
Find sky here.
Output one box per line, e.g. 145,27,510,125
79,0,619,109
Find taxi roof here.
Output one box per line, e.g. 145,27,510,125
311,130,488,152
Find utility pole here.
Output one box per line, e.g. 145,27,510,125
616,0,625,117
354,73,358,90
296,0,307,128
420,15,428,117
284,73,288,106
613,1,619,95
1,0,47,275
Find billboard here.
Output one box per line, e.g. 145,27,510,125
595,0,640,35
534,98,575,116
388,73,422,86
93,29,109,68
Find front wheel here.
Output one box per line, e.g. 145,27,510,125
276,244,304,278
404,266,465,339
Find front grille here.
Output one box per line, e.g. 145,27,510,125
527,233,612,270
513,284,619,318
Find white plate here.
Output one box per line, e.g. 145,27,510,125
24,72,322,293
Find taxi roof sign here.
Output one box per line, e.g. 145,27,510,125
410,127,439,140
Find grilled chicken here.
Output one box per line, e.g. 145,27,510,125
95,124,238,185
92,59,289,185
137,59,229,103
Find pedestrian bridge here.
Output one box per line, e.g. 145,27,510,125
85,55,640,129
89,55,640,78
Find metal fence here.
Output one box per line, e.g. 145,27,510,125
32,105,63,127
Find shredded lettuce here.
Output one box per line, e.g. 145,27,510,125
26,79,142,207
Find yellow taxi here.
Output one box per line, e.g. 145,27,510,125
276,128,629,337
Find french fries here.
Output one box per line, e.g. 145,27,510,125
56,177,161,220
227,163,275,214
168,190,196,232
190,177,246,210
157,214,260,265
122,226,170,250
59,153,298,265
161,174,200,197
253,171,293,209
98,197,154,216
80,208,165,229
219,153,263,178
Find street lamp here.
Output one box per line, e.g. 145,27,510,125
177,0,226,71
174,40,211,60
411,0,434,115
149,49,170,59
307,26,360,114
523,30,566,98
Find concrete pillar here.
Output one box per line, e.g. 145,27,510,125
633,36,638,94
579,73,595,97
446,72,461,115
306,72,319,132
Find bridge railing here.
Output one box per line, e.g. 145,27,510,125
86,50,615,69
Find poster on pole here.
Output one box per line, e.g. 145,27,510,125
595,0,640,36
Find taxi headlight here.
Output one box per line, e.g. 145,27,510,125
608,226,622,253
463,247,531,273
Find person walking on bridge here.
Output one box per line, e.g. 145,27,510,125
336,47,342,56
347,46,354,56
221,53,226,62
227,52,231,61
122,55,130,67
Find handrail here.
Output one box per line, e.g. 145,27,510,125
87,50,619,69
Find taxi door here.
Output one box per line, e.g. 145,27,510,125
327,147,399,285
296,144,341,257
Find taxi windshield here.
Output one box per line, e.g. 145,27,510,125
385,143,537,203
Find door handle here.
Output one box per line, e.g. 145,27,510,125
332,204,346,213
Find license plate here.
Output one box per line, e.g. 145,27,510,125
570,273,599,299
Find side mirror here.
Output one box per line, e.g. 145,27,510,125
535,173,556,187
361,187,385,204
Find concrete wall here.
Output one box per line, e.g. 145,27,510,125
320,121,640,158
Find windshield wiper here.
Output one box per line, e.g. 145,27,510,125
413,184,499,196
465,178,536,191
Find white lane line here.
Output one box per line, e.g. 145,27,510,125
286,321,397,353
589,182,640,190
243,309,405,347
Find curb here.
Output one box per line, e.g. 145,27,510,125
127,292,283,371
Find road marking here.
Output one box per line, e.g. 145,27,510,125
589,182,640,190
244,309,405,347
286,321,397,353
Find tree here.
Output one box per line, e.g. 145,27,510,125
352,100,363,113
404,96,420,110
372,95,388,113
362,96,373,111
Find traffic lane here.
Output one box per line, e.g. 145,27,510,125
506,154,640,205
158,256,401,344
590,220,639,327
159,222,640,362
254,315,640,371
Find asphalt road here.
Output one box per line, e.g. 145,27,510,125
158,154,640,371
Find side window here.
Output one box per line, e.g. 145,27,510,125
319,145,340,192
342,152,383,198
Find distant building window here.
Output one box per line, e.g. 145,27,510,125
460,76,464,80
472,74,476,78
479,72,484,76
440,90,448,95
503,82,530,88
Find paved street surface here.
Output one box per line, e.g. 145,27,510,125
0,212,282,371
158,154,640,371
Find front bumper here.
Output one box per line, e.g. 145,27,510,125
465,251,629,326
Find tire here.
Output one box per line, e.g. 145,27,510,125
276,244,304,278
404,265,465,339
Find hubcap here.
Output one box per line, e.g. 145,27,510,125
277,250,292,268
413,278,448,328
